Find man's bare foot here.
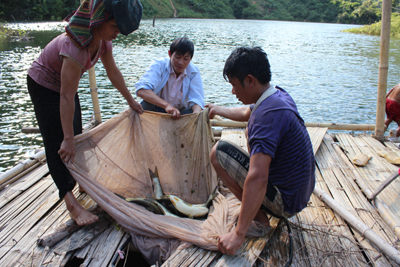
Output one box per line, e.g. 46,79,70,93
64,191,98,226
254,210,270,227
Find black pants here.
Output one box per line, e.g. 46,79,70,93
27,75,82,199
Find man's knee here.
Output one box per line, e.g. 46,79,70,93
210,143,219,167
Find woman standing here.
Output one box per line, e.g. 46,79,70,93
27,0,143,225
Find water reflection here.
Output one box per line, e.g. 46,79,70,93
1,18,400,171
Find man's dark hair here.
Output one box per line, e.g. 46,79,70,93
223,46,271,86
170,36,194,58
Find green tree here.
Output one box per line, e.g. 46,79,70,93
242,4,263,19
231,0,249,19
352,0,380,24
141,0,158,18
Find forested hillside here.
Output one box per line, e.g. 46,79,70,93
1,0,399,25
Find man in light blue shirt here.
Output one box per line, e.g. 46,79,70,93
135,36,204,119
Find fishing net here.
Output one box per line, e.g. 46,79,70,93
66,109,269,264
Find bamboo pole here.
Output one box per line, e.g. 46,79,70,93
211,120,375,131
88,68,102,124
0,150,46,186
0,161,42,190
313,186,400,264
375,0,392,138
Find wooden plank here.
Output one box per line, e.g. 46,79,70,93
54,216,111,255
0,176,53,226
307,127,328,155
221,128,248,151
162,246,200,266
337,134,400,226
258,166,368,266
71,224,126,267
0,164,48,209
38,205,102,247
99,230,128,267
0,178,57,258
187,249,220,267
316,135,395,266
0,187,96,266
82,226,113,266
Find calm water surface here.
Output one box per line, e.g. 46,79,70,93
1,19,400,172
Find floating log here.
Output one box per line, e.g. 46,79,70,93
314,186,400,265
211,119,376,131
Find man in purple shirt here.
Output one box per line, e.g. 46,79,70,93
206,47,315,255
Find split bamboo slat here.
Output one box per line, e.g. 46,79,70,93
316,135,398,265
0,167,127,267
0,164,48,209
336,134,400,237
0,182,82,265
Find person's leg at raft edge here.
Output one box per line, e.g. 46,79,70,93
210,143,270,227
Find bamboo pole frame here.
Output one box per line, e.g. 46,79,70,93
211,119,376,131
80,0,101,125
375,0,392,138
88,67,102,124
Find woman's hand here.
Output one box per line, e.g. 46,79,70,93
58,138,76,164
129,99,143,114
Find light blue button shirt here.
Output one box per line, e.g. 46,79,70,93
134,57,204,109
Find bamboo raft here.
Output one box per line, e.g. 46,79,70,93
1,122,400,266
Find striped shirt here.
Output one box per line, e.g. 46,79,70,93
248,87,315,214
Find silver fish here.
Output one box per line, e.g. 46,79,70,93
149,167,218,218
114,193,178,217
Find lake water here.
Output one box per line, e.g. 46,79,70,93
1,18,400,172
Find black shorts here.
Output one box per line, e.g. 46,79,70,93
215,140,295,219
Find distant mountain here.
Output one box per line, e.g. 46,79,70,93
0,0,396,25
141,0,390,25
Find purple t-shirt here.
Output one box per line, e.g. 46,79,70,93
27,33,112,92
248,86,315,214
